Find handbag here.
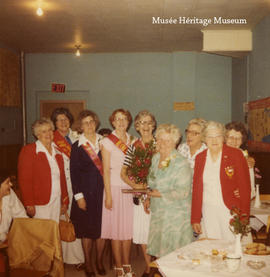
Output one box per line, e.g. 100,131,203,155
59,212,76,242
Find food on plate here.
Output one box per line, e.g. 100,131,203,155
244,243,270,255
192,259,200,265
177,254,185,260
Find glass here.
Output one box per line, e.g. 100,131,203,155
225,254,241,272
185,129,201,136
211,255,223,272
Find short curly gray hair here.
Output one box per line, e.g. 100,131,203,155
32,118,54,138
187,118,207,130
202,121,225,142
156,124,182,145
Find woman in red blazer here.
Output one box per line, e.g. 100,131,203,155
18,118,68,222
191,121,251,241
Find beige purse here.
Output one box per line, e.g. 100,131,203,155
59,212,76,242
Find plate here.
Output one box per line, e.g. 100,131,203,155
247,260,266,270
244,246,270,257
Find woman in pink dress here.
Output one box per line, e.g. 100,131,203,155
101,109,134,277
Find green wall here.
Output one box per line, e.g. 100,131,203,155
25,52,232,142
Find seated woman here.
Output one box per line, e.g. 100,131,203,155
18,118,69,222
191,121,251,241
177,118,207,169
0,177,27,242
146,124,193,258
225,121,256,199
0,177,27,273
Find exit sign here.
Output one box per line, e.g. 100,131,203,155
51,83,65,93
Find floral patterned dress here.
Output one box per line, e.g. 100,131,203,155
147,149,193,257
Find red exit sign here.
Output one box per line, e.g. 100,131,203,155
51,83,65,93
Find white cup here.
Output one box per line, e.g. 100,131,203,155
226,254,241,273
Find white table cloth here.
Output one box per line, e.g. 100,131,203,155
157,239,270,277
250,200,270,226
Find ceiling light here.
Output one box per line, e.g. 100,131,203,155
75,45,81,57
36,7,43,16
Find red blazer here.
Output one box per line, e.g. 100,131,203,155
191,144,251,224
18,143,69,207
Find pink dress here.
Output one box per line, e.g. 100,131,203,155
101,131,134,240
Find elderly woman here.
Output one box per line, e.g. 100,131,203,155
121,110,156,276
50,107,84,268
225,121,256,199
146,124,193,258
70,110,105,277
191,121,251,241
18,118,68,222
177,118,207,169
101,109,134,277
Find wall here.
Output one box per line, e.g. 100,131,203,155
0,47,22,179
231,57,247,122
25,52,232,142
231,14,270,123
249,15,270,101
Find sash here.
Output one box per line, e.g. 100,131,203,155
107,133,129,154
82,142,103,176
53,130,71,158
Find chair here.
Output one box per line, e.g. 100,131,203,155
7,218,64,277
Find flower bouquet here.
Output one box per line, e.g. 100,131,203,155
127,140,155,184
126,140,155,204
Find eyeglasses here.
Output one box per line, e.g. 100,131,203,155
82,120,96,126
139,121,153,126
185,129,201,136
114,117,127,122
227,136,242,141
206,135,223,139
57,118,69,122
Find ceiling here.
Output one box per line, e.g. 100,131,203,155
1,0,270,54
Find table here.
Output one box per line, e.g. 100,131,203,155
154,239,270,277
250,200,270,227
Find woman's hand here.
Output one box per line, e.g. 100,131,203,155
192,223,202,234
247,156,255,168
133,183,146,190
143,198,150,214
26,206,36,217
77,198,87,211
147,189,161,198
105,196,112,210
61,204,68,214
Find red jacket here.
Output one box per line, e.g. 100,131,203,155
191,144,251,224
18,143,69,207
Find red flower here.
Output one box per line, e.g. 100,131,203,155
145,158,151,165
136,159,142,166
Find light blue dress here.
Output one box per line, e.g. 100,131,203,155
147,149,193,257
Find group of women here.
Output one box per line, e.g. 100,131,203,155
17,107,254,277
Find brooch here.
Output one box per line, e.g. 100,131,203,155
225,166,234,178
